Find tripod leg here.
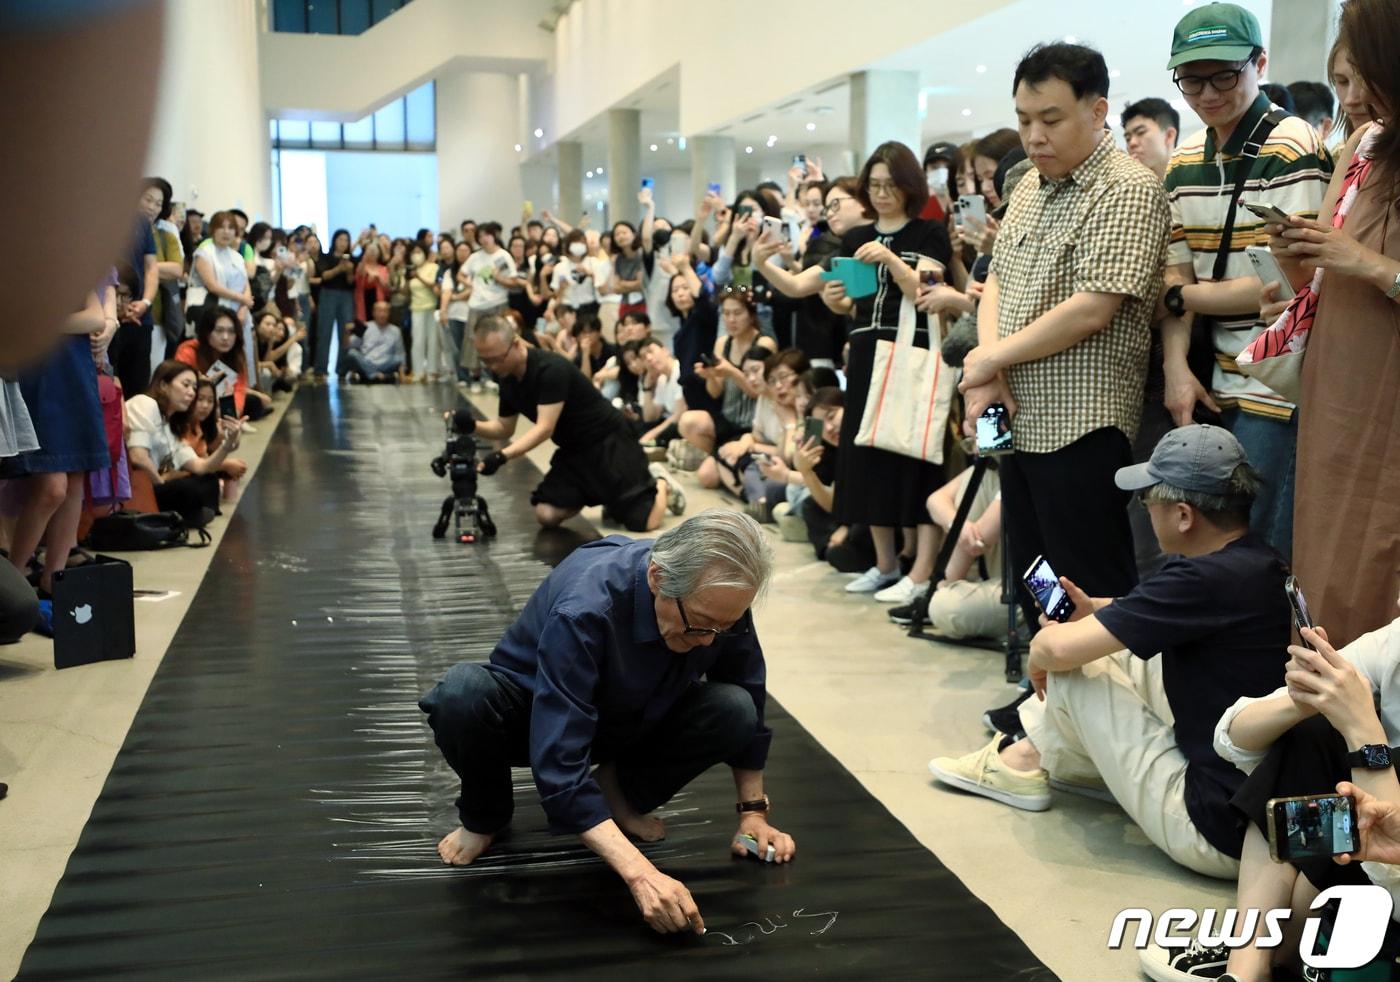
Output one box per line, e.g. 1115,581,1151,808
908,459,989,635
476,497,496,537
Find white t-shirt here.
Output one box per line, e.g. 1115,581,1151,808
125,394,198,474
552,256,607,307
188,240,248,311
654,367,684,415
465,249,517,311
750,396,787,446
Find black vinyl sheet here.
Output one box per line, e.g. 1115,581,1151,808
17,384,1057,981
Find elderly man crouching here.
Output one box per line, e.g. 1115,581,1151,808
419,509,795,935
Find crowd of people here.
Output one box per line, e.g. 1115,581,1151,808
4,0,1400,975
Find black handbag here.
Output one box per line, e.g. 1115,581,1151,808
52,554,136,670
84,509,211,551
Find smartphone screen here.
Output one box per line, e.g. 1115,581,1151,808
641,178,655,190
707,182,722,196
804,416,825,444
1268,794,1360,863
1022,555,1075,623
919,268,940,287
976,403,1013,456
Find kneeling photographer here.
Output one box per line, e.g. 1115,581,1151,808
467,316,685,532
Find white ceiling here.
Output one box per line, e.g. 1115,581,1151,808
567,0,1283,195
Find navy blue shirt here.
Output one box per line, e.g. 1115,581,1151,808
486,535,772,835
129,216,157,328
1095,532,1290,858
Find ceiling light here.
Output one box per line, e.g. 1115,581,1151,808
534,128,544,138
677,137,687,150
1109,69,1121,79
1063,34,1078,44
745,146,754,154
586,170,593,178
513,143,522,152
666,137,674,145
961,108,973,117
805,122,816,132
649,144,658,151
975,64,987,73
597,166,604,173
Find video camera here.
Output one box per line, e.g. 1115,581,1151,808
430,411,496,543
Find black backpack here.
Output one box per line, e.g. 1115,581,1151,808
84,510,211,551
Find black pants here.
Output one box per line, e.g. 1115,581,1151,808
1128,400,1174,579
108,320,153,397
0,560,39,644
419,663,757,834
154,473,220,528
998,427,1138,630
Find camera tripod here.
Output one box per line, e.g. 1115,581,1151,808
903,455,1026,683
432,493,497,544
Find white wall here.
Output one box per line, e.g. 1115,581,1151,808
147,0,270,220
436,70,524,231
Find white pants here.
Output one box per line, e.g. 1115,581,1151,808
411,309,442,377
1018,651,1239,880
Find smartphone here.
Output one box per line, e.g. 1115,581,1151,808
1246,246,1297,300
976,403,1014,456
522,200,534,217
738,204,755,218
276,245,289,259
804,416,825,443
707,182,722,196
218,395,237,420
793,153,808,177
641,177,655,190
1022,555,1075,623
698,352,719,368
1267,793,1360,863
1285,575,1316,648
761,216,790,241
957,194,988,227
919,268,942,288
1242,200,1292,224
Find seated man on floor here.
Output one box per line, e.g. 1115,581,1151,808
342,300,404,383
637,336,687,448
419,510,796,935
465,315,684,532
929,424,1290,879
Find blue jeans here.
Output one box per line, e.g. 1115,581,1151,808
1222,407,1297,562
419,663,757,834
314,289,354,375
447,319,471,383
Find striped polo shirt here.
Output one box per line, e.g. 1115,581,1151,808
1164,93,1332,419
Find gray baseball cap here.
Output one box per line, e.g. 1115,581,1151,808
1115,424,1249,496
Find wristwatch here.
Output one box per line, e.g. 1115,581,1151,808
1346,744,1395,770
1164,284,1187,318
736,795,770,814
1385,270,1400,300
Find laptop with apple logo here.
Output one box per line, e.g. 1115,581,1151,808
51,555,135,670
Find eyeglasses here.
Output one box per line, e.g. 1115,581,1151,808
767,370,799,385
824,196,853,215
867,179,900,195
674,597,750,639
1172,63,1249,96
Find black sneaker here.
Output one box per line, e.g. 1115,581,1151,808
1138,939,1230,981
982,688,1033,737
888,596,927,626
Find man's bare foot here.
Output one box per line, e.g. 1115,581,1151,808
437,826,493,865
595,762,666,842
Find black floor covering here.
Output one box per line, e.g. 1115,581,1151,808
18,384,1055,981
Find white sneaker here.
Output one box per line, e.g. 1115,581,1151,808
873,575,927,604
1138,939,1231,981
845,566,901,593
648,462,686,516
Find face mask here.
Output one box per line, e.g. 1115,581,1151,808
926,166,949,190
568,243,587,258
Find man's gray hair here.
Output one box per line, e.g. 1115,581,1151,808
473,315,516,346
1143,462,1262,528
649,509,774,600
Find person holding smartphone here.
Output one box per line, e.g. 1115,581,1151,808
1144,596,1400,981
929,425,1290,887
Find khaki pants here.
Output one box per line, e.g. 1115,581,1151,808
927,579,1005,639
1018,651,1239,880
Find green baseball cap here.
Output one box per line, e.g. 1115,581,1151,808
1167,2,1264,70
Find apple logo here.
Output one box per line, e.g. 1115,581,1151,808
71,604,93,625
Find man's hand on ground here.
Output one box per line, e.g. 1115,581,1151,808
732,813,796,864
626,866,705,934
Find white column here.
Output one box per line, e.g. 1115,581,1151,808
147,0,270,220
849,70,922,166
689,136,735,211
1267,0,1342,87
557,141,584,227
607,108,641,226
436,70,524,229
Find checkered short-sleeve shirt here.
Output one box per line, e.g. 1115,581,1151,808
990,132,1171,453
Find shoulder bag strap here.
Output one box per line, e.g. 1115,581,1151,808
1212,108,1290,281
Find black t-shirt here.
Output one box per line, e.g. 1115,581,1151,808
317,252,354,293
574,340,619,377
673,292,720,414
497,348,626,451
1095,532,1291,857
840,219,952,335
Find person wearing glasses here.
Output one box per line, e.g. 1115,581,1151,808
419,510,794,936
1157,2,1332,564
